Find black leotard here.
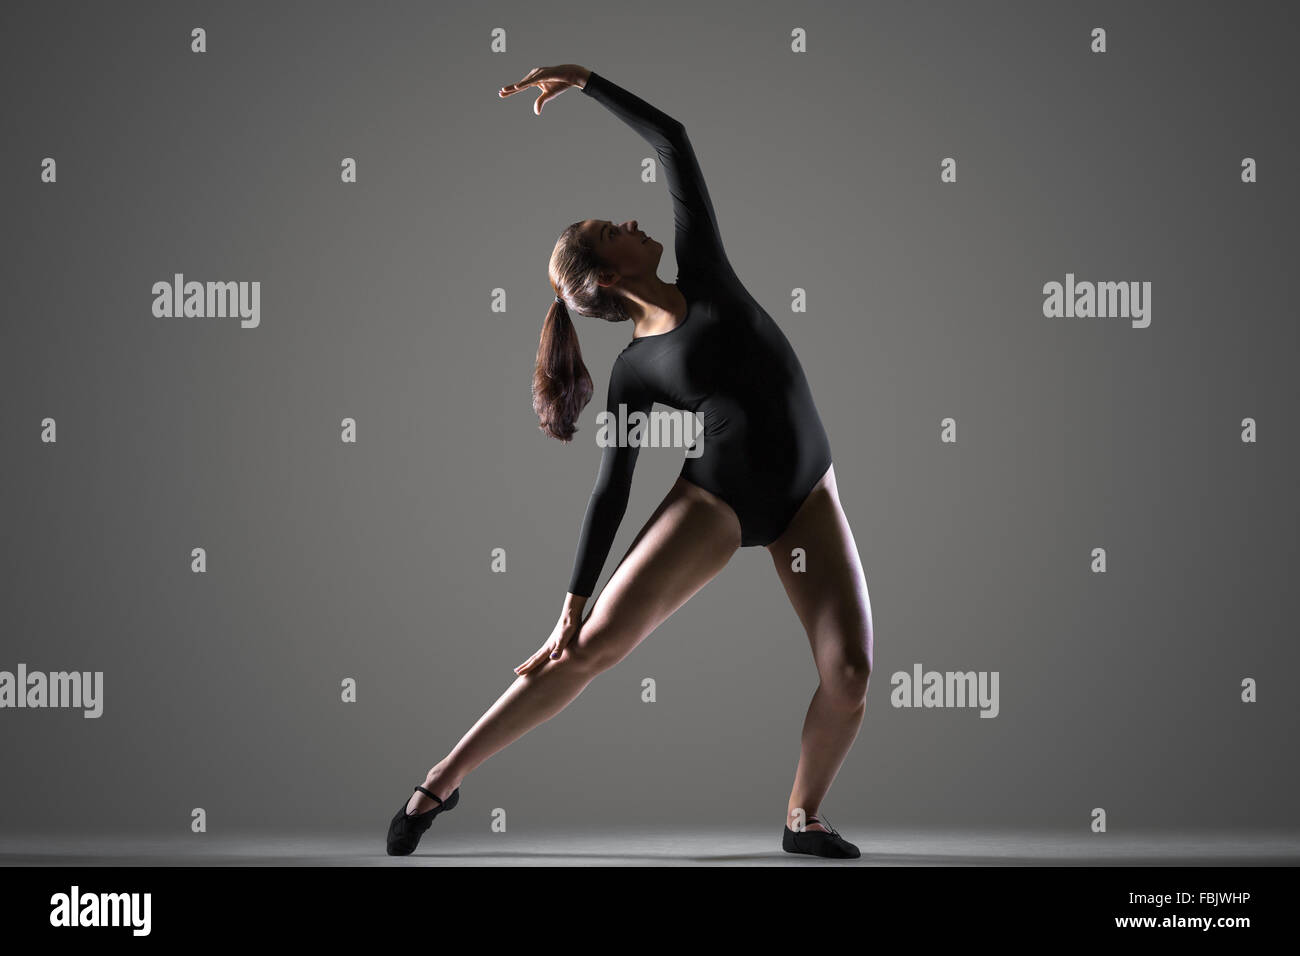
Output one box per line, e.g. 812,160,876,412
566,70,833,598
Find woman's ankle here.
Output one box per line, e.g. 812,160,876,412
425,764,462,799
787,809,825,831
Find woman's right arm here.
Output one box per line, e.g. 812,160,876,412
565,354,654,599
515,355,654,676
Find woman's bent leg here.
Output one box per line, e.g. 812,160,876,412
765,464,875,833
409,476,742,811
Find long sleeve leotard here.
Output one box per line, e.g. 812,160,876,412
566,70,833,598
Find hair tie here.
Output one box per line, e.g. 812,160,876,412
554,295,563,304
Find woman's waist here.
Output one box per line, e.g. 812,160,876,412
685,418,830,464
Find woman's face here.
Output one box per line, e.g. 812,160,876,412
583,218,662,286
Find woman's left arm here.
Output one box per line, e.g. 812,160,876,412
579,70,736,283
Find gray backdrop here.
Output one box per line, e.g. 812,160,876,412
2,0,1296,841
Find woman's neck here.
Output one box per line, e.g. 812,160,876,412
627,279,686,337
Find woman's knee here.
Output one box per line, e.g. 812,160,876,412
565,616,629,674
822,658,871,708
817,615,873,706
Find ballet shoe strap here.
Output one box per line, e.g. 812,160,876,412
414,785,445,806
800,814,839,835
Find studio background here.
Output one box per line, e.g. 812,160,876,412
2,0,1296,842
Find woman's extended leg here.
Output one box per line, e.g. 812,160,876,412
406,476,742,813
765,464,874,833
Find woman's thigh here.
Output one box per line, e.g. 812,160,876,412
573,476,742,669
766,465,874,673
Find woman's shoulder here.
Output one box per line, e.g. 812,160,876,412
679,273,749,320
679,258,746,298
611,349,650,384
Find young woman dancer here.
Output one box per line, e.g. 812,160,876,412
386,64,874,859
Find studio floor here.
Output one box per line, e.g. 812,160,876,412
2,828,1296,867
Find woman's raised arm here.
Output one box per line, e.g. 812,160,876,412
499,65,735,283
580,70,735,283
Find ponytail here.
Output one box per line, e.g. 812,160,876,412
532,294,594,442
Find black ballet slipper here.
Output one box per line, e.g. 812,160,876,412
386,784,460,856
782,814,860,859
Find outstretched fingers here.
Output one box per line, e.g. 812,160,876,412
498,68,567,114
498,67,542,97
514,648,546,675
515,642,561,676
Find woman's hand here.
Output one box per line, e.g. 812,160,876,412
514,599,586,675
498,64,592,115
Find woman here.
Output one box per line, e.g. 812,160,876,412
386,64,874,859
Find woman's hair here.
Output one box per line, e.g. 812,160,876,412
533,221,633,442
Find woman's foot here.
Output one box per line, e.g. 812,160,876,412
386,783,461,856
783,812,861,859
